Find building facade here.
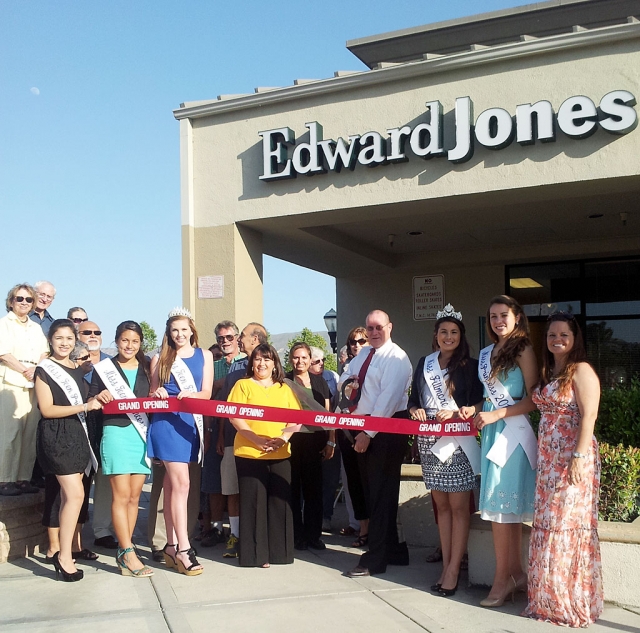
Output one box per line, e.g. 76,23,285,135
174,0,640,385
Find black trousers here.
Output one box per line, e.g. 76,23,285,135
337,430,368,521
290,432,325,542
358,426,409,574
235,456,293,567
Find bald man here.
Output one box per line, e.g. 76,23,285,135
338,310,413,577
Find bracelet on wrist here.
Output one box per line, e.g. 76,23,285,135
326,441,336,448
280,436,289,444
572,451,587,459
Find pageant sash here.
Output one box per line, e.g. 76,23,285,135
94,359,150,467
39,359,98,476
103,396,477,437
171,356,204,463
478,345,537,469
422,352,481,474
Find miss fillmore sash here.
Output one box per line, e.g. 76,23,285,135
171,355,204,463
422,352,481,474
94,359,150,467
39,359,98,476
478,345,537,469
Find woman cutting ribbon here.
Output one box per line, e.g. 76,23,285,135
474,295,538,608
90,321,154,578
35,319,102,582
408,304,483,597
147,308,213,576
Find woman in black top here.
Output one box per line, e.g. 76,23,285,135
408,307,483,597
35,319,102,581
286,342,332,550
90,321,153,578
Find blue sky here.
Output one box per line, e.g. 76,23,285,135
0,0,532,344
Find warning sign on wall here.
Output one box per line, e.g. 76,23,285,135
413,275,445,320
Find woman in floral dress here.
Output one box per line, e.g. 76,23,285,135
524,312,603,627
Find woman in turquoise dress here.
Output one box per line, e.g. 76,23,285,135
474,295,538,608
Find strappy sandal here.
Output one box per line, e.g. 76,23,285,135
116,547,154,578
339,526,358,537
176,547,203,576
162,543,177,569
351,534,368,548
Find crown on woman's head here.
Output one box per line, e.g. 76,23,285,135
168,307,192,319
437,303,462,321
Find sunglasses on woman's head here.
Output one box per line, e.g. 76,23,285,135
14,296,34,304
350,338,367,345
71,317,88,323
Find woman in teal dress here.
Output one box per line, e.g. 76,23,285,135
474,295,538,608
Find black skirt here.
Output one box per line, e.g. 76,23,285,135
36,416,91,476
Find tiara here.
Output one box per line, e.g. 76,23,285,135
168,307,192,319
437,303,462,321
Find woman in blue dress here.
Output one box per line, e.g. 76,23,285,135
148,309,213,576
474,295,537,608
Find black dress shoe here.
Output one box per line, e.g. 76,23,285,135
345,565,370,578
151,550,165,563
306,538,326,550
294,539,308,551
438,582,458,597
430,583,442,592
94,535,118,549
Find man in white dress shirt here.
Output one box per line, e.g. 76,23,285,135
340,310,413,577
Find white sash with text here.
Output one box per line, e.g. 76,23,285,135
422,352,480,474
478,345,537,469
171,356,204,463
39,359,98,476
94,359,151,467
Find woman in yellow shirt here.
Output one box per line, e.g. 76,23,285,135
228,343,300,568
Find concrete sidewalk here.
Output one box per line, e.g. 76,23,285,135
1,486,639,632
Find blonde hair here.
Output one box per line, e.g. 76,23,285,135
157,316,200,385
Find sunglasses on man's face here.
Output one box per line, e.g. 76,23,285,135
349,338,367,345
216,334,236,343
71,317,88,324
14,296,34,304
79,330,102,336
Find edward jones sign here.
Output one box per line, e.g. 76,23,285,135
259,90,637,181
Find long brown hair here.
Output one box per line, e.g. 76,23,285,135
539,313,588,396
431,317,471,397
115,320,151,381
157,316,199,385
486,295,531,379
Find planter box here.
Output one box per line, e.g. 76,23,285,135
0,491,47,563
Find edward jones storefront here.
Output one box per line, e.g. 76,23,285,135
174,0,640,385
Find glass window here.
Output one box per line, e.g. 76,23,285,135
586,319,640,387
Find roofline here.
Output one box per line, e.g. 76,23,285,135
346,0,582,48
173,22,640,121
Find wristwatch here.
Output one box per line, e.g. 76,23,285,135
571,451,587,459
326,441,337,448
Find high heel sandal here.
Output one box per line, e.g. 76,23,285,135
162,543,177,569
116,547,154,578
514,573,528,593
351,534,368,548
176,547,203,576
479,575,516,608
52,551,83,582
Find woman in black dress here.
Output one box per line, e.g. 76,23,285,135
35,319,102,582
285,342,332,551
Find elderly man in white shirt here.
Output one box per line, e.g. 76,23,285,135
339,310,412,577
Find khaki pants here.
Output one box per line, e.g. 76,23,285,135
0,383,39,482
147,461,202,551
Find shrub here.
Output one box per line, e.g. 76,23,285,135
596,376,640,448
598,442,640,522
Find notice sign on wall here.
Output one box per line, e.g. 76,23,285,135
413,275,445,320
198,275,224,299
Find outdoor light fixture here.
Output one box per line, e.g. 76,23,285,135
323,308,337,353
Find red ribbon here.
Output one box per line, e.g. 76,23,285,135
102,397,477,437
